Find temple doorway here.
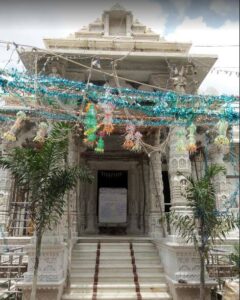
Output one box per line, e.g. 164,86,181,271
97,170,128,234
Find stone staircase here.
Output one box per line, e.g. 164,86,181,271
62,238,172,300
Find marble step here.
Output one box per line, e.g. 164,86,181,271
73,248,157,253
71,258,161,265
62,291,172,300
70,273,166,284
75,243,155,250
71,266,164,275
76,237,151,243
72,251,159,259
68,283,168,293
71,273,165,284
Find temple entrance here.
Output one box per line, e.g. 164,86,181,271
97,170,128,235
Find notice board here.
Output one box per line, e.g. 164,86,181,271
98,188,127,223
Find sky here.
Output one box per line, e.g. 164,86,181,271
0,0,239,95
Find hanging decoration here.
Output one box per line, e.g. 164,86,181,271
95,136,105,153
3,111,27,141
214,120,230,146
122,124,143,152
100,103,115,135
33,122,48,144
83,103,98,147
123,124,136,150
186,123,197,154
131,131,143,152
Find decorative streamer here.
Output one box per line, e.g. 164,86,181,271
0,69,239,125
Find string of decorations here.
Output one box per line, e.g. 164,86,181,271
210,68,239,77
0,69,239,124
0,67,239,155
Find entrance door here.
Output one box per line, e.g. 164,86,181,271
97,170,128,234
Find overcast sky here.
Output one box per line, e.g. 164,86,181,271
0,0,239,95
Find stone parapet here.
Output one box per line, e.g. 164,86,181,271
155,239,215,300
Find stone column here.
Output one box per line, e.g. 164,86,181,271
0,140,13,233
208,143,239,240
85,168,98,234
208,144,229,211
142,161,150,234
77,180,86,235
66,134,78,238
103,13,109,36
126,14,132,36
75,144,88,236
168,127,192,239
148,130,165,238
137,163,145,233
128,166,140,234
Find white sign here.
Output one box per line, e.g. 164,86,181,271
99,188,127,223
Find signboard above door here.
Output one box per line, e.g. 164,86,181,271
98,188,127,224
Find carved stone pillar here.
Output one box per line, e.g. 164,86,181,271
168,127,192,237
103,13,109,36
142,161,150,234
77,180,86,235
0,140,14,232
148,130,165,238
126,14,132,36
137,163,145,233
66,134,78,238
128,166,141,234
208,144,229,211
85,168,98,234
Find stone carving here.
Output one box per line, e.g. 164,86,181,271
208,143,230,211
48,66,61,78
176,251,201,280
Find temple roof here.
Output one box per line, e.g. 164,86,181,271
110,3,126,11
19,4,217,93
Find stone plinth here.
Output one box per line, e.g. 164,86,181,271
156,240,215,300
17,233,67,300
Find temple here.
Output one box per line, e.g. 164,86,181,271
0,4,239,300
